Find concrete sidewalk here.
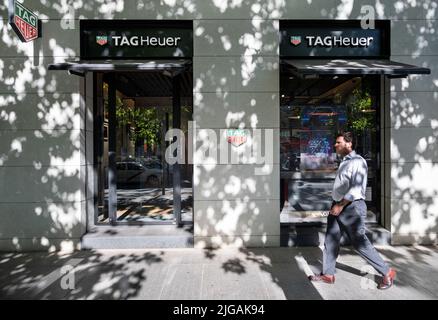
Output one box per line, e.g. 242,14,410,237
0,246,437,300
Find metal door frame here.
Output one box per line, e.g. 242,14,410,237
94,71,188,227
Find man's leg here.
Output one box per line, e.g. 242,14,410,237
322,213,342,275
338,200,390,276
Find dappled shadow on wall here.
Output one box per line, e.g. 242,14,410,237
0,4,82,251
389,91,438,243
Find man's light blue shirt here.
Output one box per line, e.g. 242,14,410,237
332,150,367,202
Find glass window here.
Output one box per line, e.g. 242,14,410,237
280,75,380,223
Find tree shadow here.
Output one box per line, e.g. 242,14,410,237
221,258,246,274
235,247,324,300
0,250,164,299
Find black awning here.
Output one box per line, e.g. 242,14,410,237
48,59,191,76
282,59,431,78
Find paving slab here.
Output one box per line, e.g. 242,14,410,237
201,263,268,300
159,264,204,300
258,263,324,300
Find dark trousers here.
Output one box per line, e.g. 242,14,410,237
322,200,390,276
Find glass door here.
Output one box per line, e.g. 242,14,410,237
94,70,193,226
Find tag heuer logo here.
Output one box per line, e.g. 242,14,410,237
96,35,108,46
290,36,301,46
226,129,248,147
9,1,39,42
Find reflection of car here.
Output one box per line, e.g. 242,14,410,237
116,161,163,187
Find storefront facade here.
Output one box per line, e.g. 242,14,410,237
0,1,436,251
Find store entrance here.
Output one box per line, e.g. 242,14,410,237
94,69,193,226
280,73,381,225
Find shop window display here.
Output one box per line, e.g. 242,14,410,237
280,75,379,223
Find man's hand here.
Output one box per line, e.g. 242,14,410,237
330,199,352,216
330,204,344,216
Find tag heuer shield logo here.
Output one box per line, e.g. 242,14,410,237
9,1,39,42
226,129,248,147
96,35,108,46
290,36,301,46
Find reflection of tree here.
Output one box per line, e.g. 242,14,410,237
116,104,160,147
102,82,161,147
347,88,375,132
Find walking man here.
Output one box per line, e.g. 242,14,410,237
309,132,396,290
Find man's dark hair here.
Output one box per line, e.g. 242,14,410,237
336,131,354,148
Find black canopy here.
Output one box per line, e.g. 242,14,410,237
282,59,430,78
48,59,191,76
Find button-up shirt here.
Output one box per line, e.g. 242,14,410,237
332,150,367,202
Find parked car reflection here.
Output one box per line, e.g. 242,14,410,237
116,161,163,188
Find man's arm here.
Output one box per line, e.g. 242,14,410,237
330,198,351,216
338,198,352,207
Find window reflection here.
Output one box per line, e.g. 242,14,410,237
95,72,193,224
280,75,379,223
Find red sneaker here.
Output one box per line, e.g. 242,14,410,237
308,273,335,284
378,268,396,290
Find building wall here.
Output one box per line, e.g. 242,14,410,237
387,8,438,245
191,16,280,247
0,5,85,251
0,1,436,250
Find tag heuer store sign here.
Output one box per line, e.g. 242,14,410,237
9,1,39,42
80,20,193,59
280,20,390,58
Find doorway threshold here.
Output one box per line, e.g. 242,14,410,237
81,224,194,249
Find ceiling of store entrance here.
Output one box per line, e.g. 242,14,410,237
103,70,192,97
280,74,364,105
